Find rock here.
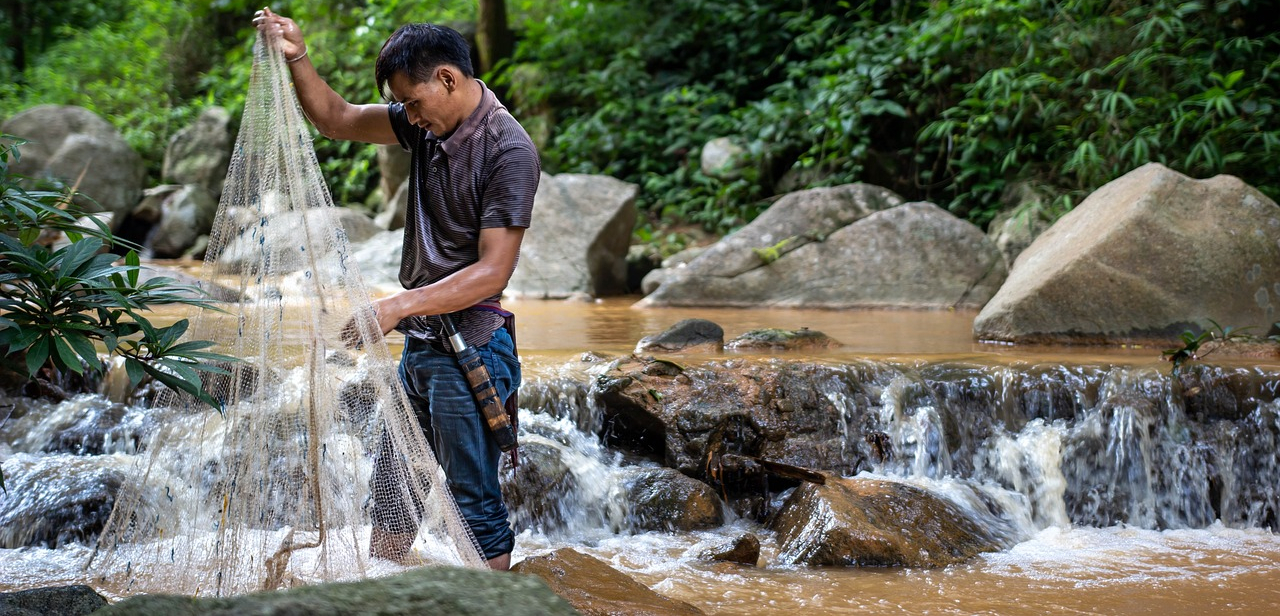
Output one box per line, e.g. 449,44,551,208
974,163,1280,345
162,107,232,198
726,328,842,351
376,144,411,229
1,105,144,219
348,229,406,293
513,548,706,615
635,318,724,353
769,476,1011,567
214,207,383,274
94,566,577,616
640,245,712,295
987,208,1051,270
700,136,746,180
625,466,724,531
0,454,127,548
113,185,175,246
506,173,638,298
0,585,108,616
699,533,760,566
642,199,1007,309
147,184,218,258
502,441,576,532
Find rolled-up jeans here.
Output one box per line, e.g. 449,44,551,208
371,327,519,560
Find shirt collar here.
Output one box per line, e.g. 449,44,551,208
432,80,497,157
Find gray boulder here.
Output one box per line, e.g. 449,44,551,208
214,207,383,274
162,107,232,198
974,163,1280,344
642,200,1007,309
146,184,218,258
700,136,746,180
507,173,638,298
376,145,411,230
1,105,144,218
95,566,576,616
987,209,1051,270
348,229,406,293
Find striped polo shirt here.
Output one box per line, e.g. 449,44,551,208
387,81,540,348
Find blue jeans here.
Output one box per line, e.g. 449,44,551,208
374,327,520,560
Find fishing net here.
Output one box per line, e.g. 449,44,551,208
88,33,486,596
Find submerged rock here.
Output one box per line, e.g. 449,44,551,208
635,318,724,354
0,585,108,616
725,327,841,351
769,476,1012,567
625,466,724,531
699,533,760,566
513,548,706,615
974,163,1280,345
95,566,576,616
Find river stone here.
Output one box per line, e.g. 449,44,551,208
1,105,144,219
700,136,746,180
699,533,760,566
635,318,724,353
513,548,706,615
641,198,1006,309
769,476,1009,567
0,585,108,616
507,173,638,298
0,454,127,548
94,566,576,616
502,440,576,532
725,327,842,351
974,163,1280,344
625,466,724,531
162,107,232,198
148,184,218,258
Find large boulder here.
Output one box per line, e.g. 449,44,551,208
214,207,383,274
513,548,706,615
348,228,406,293
1,105,144,219
769,476,1013,567
641,199,1007,309
974,163,1280,344
506,173,638,298
162,107,232,198
95,566,577,616
145,184,218,258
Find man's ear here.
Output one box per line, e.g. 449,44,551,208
439,67,456,92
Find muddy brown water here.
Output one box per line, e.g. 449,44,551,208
3,296,1279,614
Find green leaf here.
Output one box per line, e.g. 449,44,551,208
124,357,147,387
25,336,51,376
125,250,140,287
51,335,85,374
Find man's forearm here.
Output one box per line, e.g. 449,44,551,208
285,55,352,139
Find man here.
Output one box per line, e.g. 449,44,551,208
253,7,539,571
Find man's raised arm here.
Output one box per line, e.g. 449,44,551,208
253,7,397,145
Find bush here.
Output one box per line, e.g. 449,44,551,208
0,135,233,410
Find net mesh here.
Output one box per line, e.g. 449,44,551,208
87,33,486,596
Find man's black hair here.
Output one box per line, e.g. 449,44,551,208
375,23,474,100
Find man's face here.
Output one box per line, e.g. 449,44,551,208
388,69,455,135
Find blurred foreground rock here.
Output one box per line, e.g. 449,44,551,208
0,585,107,616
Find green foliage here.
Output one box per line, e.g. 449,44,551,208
509,0,1280,235
0,136,234,410
1161,319,1256,375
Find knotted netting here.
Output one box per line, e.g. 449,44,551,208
88,33,486,596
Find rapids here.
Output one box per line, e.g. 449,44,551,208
2,299,1279,614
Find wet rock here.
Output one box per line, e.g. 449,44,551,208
163,107,232,198
769,476,1010,567
0,585,108,616
95,566,576,616
513,548,706,615
0,453,127,548
213,208,382,274
699,533,760,566
974,163,1280,345
507,173,638,298
625,466,724,531
725,327,842,351
1,105,144,219
147,184,219,258
502,440,575,532
635,319,724,354
641,197,1006,310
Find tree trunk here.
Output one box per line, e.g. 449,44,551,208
475,0,513,76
